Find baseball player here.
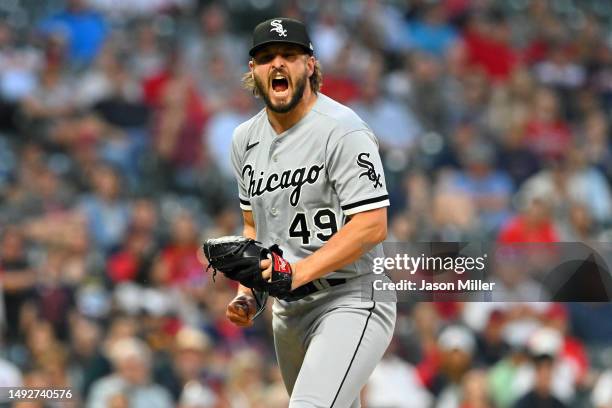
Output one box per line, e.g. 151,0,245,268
226,18,396,407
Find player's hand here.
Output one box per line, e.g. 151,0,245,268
261,255,296,290
226,294,257,327
261,257,272,281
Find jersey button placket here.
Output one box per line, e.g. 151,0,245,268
269,139,281,223
270,138,281,163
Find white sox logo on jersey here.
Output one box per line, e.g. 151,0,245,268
242,163,324,206
270,20,288,37
357,153,382,188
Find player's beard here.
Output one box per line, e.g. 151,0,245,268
255,71,308,114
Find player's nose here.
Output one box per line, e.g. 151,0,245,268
270,54,287,69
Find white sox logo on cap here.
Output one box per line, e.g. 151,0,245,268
250,18,313,56
270,19,288,37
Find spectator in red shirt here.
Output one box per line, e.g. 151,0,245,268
143,50,207,177
498,197,559,243
106,197,161,284
463,11,518,83
107,228,156,284
522,87,572,161
151,210,202,288
318,44,360,105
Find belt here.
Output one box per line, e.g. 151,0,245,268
282,278,347,302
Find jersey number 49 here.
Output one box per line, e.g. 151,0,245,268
289,209,339,245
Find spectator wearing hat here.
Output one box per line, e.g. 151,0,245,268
431,325,476,408
542,304,590,387
87,337,173,408
473,309,509,366
154,326,216,403
488,319,535,408
513,327,576,407
222,349,267,408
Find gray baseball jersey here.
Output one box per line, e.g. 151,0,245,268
230,93,395,408
230,93,390,278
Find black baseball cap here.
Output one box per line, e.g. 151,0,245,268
249,17,314,57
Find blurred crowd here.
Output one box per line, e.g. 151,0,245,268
1,0,612,407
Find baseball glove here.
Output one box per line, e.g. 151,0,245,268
202,236,294,318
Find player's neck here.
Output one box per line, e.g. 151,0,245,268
267,88,317,134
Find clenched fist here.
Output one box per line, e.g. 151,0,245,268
226,294,258,327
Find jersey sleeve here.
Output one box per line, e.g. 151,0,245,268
230,130,252,211
326,129,390,216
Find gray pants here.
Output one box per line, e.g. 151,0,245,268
272,276,396,408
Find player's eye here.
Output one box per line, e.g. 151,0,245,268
255,54,274,64
283,53,299,61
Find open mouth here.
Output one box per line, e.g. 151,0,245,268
271,76,289,93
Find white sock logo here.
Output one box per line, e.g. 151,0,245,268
270,20,288,37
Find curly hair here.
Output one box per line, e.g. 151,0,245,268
241,58,323,97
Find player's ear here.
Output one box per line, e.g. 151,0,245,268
249,59,255,76
306,55,315,77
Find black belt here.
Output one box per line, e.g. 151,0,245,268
282,278,347,302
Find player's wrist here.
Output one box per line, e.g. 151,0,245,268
290,261,307,291
237,284,253,297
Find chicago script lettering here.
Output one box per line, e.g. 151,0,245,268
242,164,324,206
